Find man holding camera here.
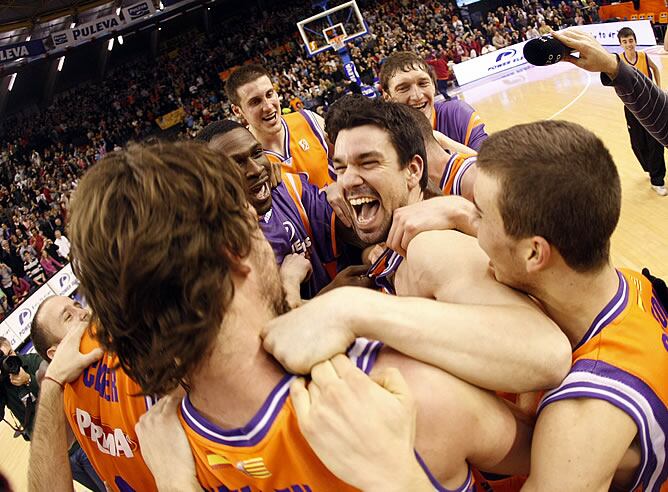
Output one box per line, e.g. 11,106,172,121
0,336,43,440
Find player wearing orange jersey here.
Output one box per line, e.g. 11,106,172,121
226,65,334,190
50,140,553,492
263,121,668,491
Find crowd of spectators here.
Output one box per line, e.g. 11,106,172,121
0,0,604,322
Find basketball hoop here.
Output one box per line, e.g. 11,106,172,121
329,35,346,51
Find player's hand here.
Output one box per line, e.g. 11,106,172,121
135,390,200,492
280,253,312,285
324,182,353,228
280,253,312,308
45,322,103,385
291,355,431,492
269,162,283,188
318,265,374,295
262,289,356,374
364,244,386,265
9,367,30,387
433,131,477,155
387,196,479,256
552,29,619,77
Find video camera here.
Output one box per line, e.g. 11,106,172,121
0,349,22,378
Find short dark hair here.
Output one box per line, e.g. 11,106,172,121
196,120,246,143
617,27,636,42
30,301,56,362
379,51,435,93
477,120,621,272
326,95,429,190
225,64,272,106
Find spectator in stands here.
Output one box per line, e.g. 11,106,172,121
54,230,71,260
11,274,31,304
425,51,453,100
29,229,45,254
0,241,24,279
0,263,13,308
0,289,8,319
19,240,37,260
539,20,552,35
23,252,47,287
39,250,63,278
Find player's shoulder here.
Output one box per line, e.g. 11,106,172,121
435,98,476,116
407,229,481,264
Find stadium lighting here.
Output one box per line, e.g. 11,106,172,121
57,56,65,71
8,73,17,92
108,38,114,51
117,35,124,45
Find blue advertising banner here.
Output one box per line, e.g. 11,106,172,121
0,40,46,64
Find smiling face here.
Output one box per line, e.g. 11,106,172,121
232,75,282,136
209,128,273,215
333,124,422,244
385,68,436,121
619,35,636,56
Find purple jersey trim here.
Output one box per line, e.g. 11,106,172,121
415,452,474,491
440,153,457,191
180,374,295,447
263,118,292,162
452,157,476,196
539,359,668,491
367,248,404,295
573,270,628,351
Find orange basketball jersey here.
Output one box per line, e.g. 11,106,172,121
439,153,477,196
264,109,334,189
64,330,158,492
538,269,668,491
178,339,381,492
622,51,653,80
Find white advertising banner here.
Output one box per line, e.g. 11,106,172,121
575,19,655,46
47,263,80,296
453,40,530,86
51,13,123,47
453,20,655,86
122,1,156,22
4,283,55,346
0,322,21,350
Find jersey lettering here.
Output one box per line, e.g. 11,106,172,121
75,408,135,458
83,360,120,402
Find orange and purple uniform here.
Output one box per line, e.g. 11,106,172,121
63,330,158,492
264,110,334,189
538,269,668,491
178,338,474,491
439,153,477,196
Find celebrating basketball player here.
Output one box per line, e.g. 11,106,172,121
265,121,668,492
380,51,488,151
226,65,334,190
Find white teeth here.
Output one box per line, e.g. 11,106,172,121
255,182,270,200
348,197,375,206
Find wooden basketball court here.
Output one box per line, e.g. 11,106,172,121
1,55,667,492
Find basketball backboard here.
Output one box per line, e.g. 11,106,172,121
297,1,368,56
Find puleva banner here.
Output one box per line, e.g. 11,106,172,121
0,40,47,64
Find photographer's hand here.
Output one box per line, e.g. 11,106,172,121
9,367,30,387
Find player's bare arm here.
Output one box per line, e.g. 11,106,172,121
522,398,638,492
